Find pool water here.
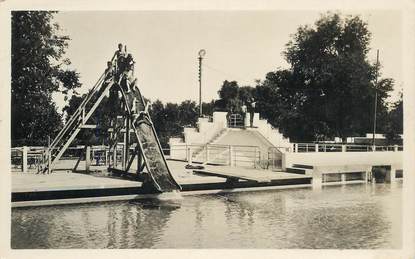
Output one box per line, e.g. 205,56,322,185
11,182,402,249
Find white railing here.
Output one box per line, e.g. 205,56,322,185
292,143,403,153
11,146,45,171
11,145,128,172
170,143,261,168
267,146,292,170
227,114,244,128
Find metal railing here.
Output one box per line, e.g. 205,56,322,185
267,146,290,170
12,143,174,173
11,146,46,171
11,145,126,172
292,143,403,153
170,143,261,168
227,113,244,128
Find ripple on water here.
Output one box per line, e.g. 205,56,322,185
11,182,402,249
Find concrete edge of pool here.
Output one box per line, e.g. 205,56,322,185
12,158,403,208
12,179,403,208
12,176,315,208
11,184,317,208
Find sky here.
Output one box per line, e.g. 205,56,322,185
52,10,403,112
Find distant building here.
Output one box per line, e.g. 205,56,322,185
332,133,403,145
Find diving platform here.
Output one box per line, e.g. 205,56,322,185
193,166,308,183
11,160,312,207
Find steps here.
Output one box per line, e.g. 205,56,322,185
192,128,228,159
40,71,112,173
39,51,180,193
214,129,274,151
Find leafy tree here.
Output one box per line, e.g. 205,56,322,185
201,100,215,116
164,102,182,139
11,11,81,146
215,80,255,114
178,100,198,127
215,80,240,112
149,99,199,148
239,86,255,103
256,70,310,140
62,93,113,146
384,97,403,144
256,13,393,142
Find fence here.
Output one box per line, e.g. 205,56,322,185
267,146,291,170
12,142,403,172
11,143,180,173
11,145,127,172
11,146,45,171
170,143,261,168
227,113,245,128
292,143,403,153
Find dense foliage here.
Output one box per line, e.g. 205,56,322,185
11,11,81,146
383,97,403,144
209,14,402,143
255,13,394,142
214,80,255,113
149,100,199,148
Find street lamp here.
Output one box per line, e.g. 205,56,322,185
198,49,206,117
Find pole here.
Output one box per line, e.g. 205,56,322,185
86,146,91,172
125,116,130,170
199,56,202,117
123,115,129,171
22,146,28,173
372,49,379,150
47,136,51,174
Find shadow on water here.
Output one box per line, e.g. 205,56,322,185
128,197,182,210
11,196,182,249
116,198,181,248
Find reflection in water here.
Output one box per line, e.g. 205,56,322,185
12,208,54,248
106,206,117,248
11,183,401,249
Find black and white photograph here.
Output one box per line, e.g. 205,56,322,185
1,0,414,258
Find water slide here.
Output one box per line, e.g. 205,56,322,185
118,83,181,193
41,51,181,192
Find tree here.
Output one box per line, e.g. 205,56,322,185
11,11,81,146
62,94,113,146
257,13,393,142
215,80,240,112
202,101,215,116
239,86,255,103
215,80,255,114
256,70,312,141
148,99,199,148
178,100,198,127
384,97,403,144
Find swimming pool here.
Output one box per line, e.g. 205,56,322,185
11,182,402,249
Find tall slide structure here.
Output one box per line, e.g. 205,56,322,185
39,51,181,193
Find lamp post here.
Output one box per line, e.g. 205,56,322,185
198,49,206,117
372,49,379,151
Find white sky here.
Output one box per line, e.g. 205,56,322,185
52,10,402,112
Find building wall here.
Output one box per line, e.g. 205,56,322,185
182,112,227,145
283,151,403,169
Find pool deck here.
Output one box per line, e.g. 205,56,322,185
11,160,312,207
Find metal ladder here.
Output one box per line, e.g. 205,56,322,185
40,71,113,173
